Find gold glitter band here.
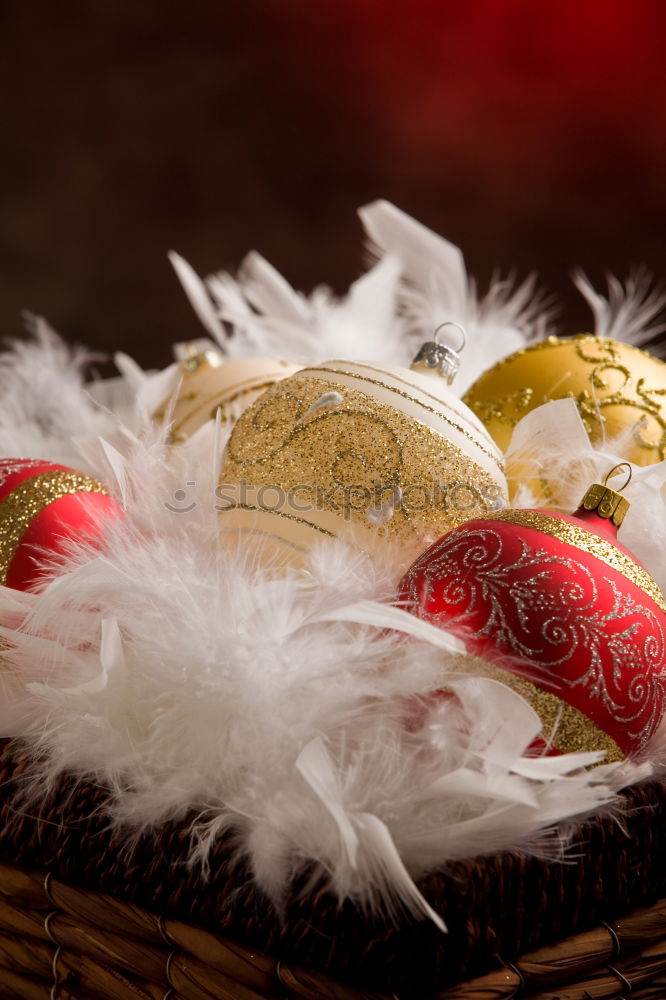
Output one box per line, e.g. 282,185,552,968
486,508,666,614
0,470,109,585
308,365,505,474
339,361,503,458
446,653,624,763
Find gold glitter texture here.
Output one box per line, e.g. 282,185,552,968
446,653,624,763
0,470,109,585
463,334,666,465
220,372,507,563
313,363,505,474
487,508,666,613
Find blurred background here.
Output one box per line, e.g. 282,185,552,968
2,0,666,369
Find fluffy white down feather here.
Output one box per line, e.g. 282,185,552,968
170,247,410,367
358,200,553,395
573,269,666,351
0,232,665,928
0,316,117,468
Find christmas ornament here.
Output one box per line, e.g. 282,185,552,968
0,459,118,591
462,334,666,465
218,324,508,571
153,339,301,443
398,463,666,761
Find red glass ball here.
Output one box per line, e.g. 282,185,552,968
398,504,666,760
0,459,119,591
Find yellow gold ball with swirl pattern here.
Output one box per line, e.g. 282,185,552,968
462,334,666,466
218,358,507,573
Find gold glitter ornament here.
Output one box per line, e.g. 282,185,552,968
462,334,666,466
153,339,302,443
218,325,508,573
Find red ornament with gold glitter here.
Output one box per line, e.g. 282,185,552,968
397,464,666,762
0,459,118,591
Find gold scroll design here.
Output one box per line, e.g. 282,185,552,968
469,387,534,429
573,338,666,458
465,335,666,460
472,336,666,456
222,377,501,542
0,470,109,585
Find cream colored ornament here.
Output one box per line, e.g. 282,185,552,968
218,324,508,573
463,334,666,466
153,340,302,443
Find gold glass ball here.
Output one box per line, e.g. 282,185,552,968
462,334,666,466
218,359,507,573
154,355,302,444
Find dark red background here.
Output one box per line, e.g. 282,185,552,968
2,0,666,368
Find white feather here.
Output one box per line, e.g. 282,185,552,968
99,439,131,509
354,813,447,932
113,351,147,392
360,198,467,315
238,250,312,324
573,269,666,350
168,250,228,346
296,737,360,868
202,251,408,366
0,316,115,469
359,200,553,394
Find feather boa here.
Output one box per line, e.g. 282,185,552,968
0,202,665,932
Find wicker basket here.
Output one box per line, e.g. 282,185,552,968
0,863,665,999
1,740,665,999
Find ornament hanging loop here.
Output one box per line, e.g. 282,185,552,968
604,462,632,493
433,321,466,353
411,322,467,385
580,462,633,528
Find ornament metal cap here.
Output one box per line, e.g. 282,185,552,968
579,463,632,528
173,338,224,374
410,322,466,385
